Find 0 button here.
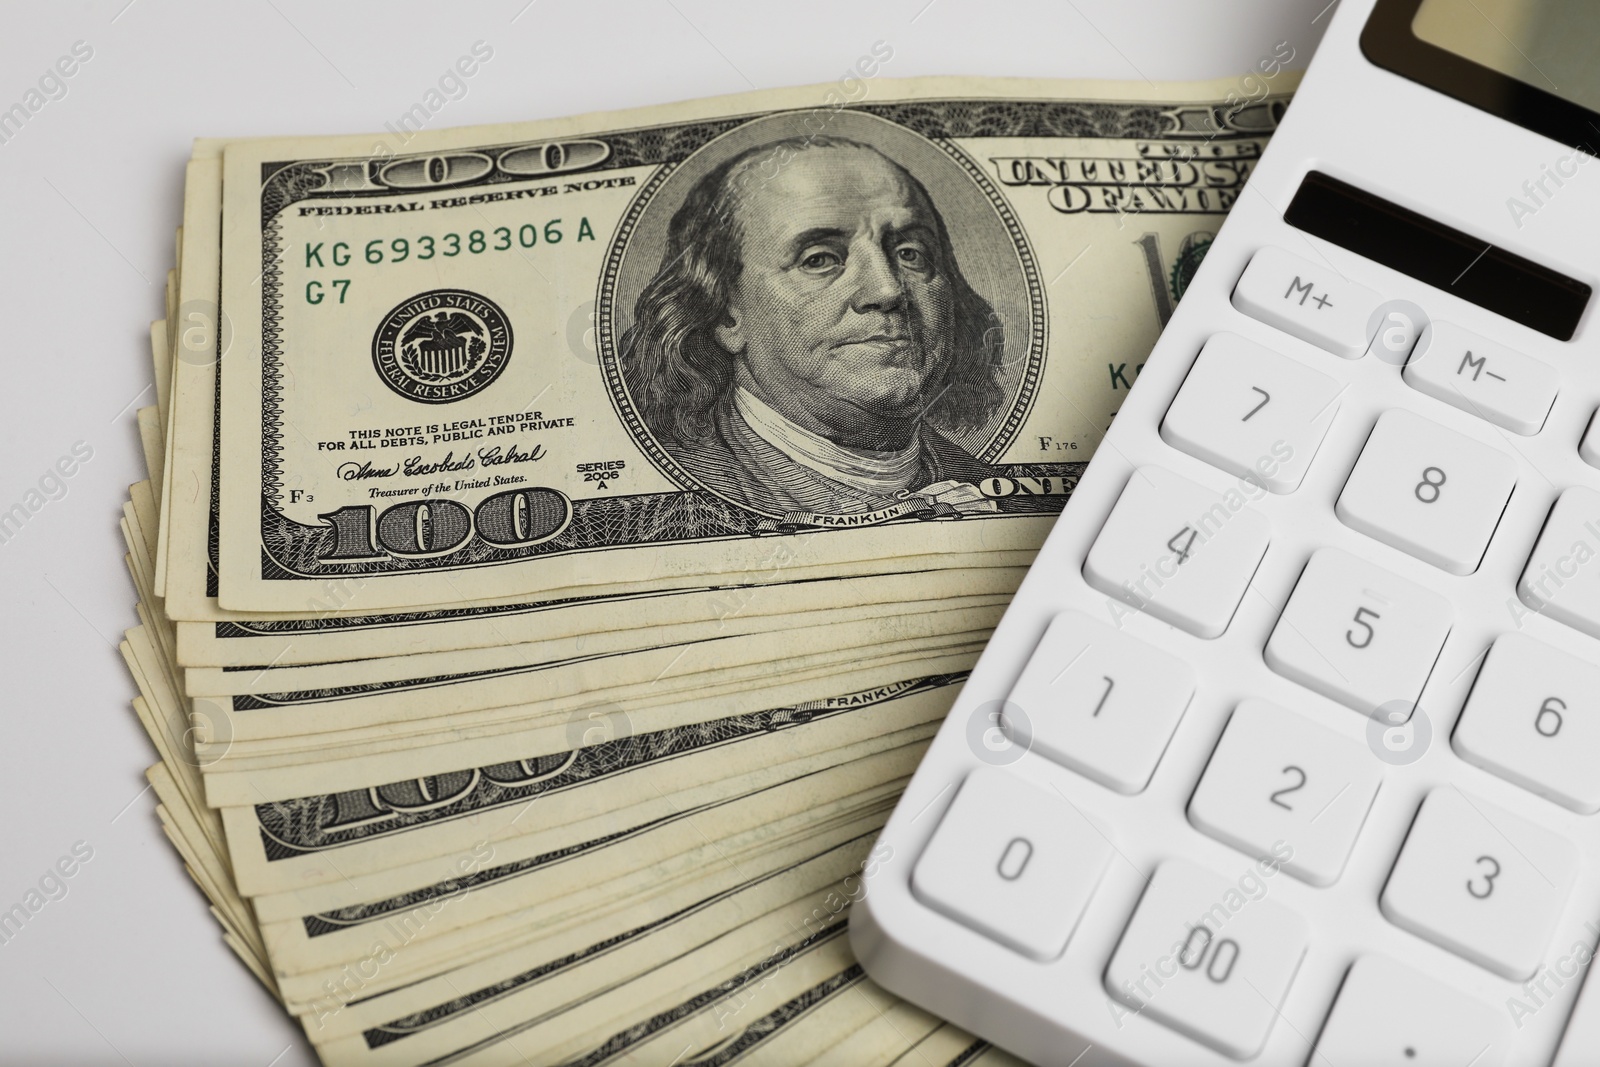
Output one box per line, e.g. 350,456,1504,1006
912,767,1113,961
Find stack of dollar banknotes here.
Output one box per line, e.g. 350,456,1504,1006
116,72,1293,1065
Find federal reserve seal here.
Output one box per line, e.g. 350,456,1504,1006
372,289,513,404
1168,231,1213,304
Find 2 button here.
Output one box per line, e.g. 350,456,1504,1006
1188,699,1381,886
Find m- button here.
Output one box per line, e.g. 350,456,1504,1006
1404,320,1558,435
1232,246,1383,358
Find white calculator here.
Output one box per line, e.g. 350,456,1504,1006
852,1,1600,1063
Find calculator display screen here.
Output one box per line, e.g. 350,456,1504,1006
1362,0,1600,154
1413,0,1600,114
1284,172,1591,340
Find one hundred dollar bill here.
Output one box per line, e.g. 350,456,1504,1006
214,75,1293,611
300,832,879,1059
163,149,981,646
217,675,962,898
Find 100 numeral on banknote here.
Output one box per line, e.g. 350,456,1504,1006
218,79,1289,610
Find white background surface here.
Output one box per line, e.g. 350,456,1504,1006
0,1,1331,1062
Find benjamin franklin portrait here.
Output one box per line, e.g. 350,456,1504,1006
618,133,1018,517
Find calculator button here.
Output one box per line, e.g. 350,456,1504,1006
1516,486,1600,641
1381,786,1578,980
1453,632,1600,814
1231,246,1383,359
1160,332,1342,494
1335,408,1516,575
1578,408,1600,471
1105,858,1309,1059
1082,465,1271,639
1554,956,1600,1067
1311,955,1512,1067
1404,320,1559,436
1265,547,1452,719
1005,611,1196,794
911,767,1112,962
1188,699,1382,886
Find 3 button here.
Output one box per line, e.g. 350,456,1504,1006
1381,787,1577,980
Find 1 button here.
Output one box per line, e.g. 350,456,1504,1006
1381,787,1577,980
1083,465,1271,638
1161,332,1342,493
1005,611,1196,794
1188,699,1382,886
1265,548,1452,719
1405,320,1558,435
1335,408,1516,574
1312,955,1512,1067
1517,486,1600,641
1453,632,1600,814
911,767,1112,961
1105,859,1309,1059
1232,246,1383,358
